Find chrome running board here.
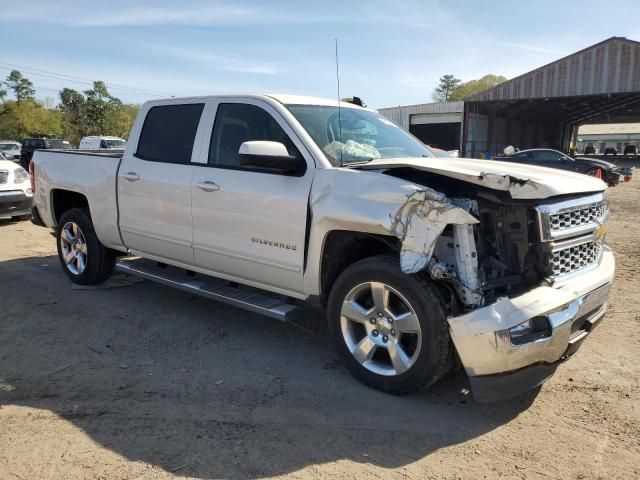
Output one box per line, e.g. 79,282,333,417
115,258,298,321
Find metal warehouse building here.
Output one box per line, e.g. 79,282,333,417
379,37,640,158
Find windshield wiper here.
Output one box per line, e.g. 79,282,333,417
342,158,375,167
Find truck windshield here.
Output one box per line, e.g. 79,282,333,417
45,139,71,149
105,139,127,148
286,105,433,165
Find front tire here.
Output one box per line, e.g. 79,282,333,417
56,208,115,285
327,255,452,395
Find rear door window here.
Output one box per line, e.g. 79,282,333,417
136,103,204,163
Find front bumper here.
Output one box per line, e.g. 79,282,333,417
0,190,33,218
448,247,615,402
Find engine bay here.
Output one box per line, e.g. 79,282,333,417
386,168,547,308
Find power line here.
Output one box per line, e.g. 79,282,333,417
3,80,137,104
0,61,174,97
0,62,173,96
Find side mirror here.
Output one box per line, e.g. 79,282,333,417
239,141,305,175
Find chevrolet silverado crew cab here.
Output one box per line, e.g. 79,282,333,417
31,95,615,401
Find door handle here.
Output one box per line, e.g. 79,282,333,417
122,172,140,182
196,181,220,192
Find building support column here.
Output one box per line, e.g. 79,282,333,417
486,108,495,156
461,103,469,157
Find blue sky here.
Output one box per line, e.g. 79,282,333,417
1,0,639,108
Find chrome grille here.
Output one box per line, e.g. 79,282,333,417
536,192,608,241
550,241,602,277
536,193,608,281
549,202,606,233
0,170,8,184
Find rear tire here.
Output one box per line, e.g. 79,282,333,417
56,208,115,285
327,255,452,395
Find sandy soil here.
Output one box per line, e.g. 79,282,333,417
0,182,638,480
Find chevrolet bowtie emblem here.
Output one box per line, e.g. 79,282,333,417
594,223,607,240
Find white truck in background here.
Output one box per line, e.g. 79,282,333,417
31,94,615,401
79,136,127,150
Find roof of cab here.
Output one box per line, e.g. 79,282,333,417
266,94,365,108
144,94,365,109
81,136,126,140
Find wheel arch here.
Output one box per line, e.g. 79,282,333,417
51,189,90,225
318,230,400,307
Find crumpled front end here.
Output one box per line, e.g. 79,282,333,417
390,189,478,275
451,248,614,402
307,166,614,401
444,191,615,401
305,168,483,300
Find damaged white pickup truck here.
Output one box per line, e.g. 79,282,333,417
31,95,615,401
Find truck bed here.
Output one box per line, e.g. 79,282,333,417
38,149,124,158
32,149,124,250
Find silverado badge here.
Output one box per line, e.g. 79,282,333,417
251,237,297,251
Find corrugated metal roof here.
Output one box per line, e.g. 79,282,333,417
467,37,640,102
378,101,464,130
578,123,640,135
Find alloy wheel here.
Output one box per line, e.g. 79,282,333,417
60,221,88,275
340,281,422,376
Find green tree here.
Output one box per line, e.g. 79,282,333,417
449,74,508,101
432,74,461,102
2,71,37,138
84,81,122,135
0,100,62,139
104,103,139,139
27,101,64,137
59,88,88,144
0,73,139,143
5,70,35,102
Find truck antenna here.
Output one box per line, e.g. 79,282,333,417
335,38,343,165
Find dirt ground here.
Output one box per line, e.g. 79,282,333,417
0,182,638,480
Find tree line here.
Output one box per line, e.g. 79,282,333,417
432,74,507,102
0,70,139,145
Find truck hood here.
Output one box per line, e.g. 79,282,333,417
359,157,607,200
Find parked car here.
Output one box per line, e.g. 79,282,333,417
0,141,22,161
604,147,618,156
79,136,127,150
20,138,72,168
0,158,32,219
495,148,623,186
583,145,597,155
623,145,638,156
31,94,614,402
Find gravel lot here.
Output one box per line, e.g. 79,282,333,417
0,182,638,480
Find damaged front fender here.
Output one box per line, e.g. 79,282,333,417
303,168,480,297
391,190,478,274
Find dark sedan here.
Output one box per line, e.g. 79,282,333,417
495,148,624,186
